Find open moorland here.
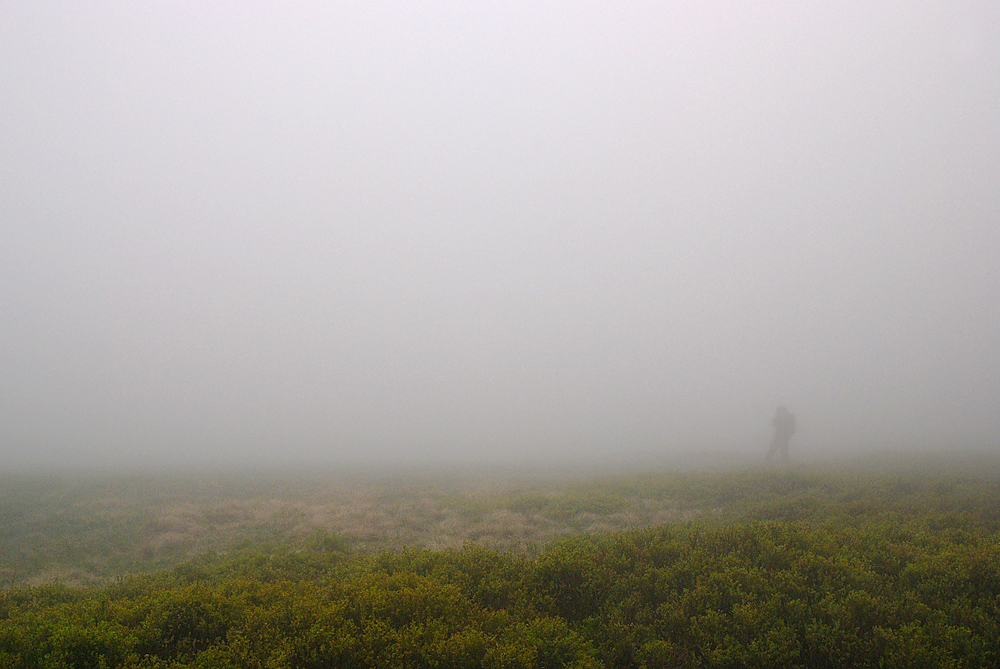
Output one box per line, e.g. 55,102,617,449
1,460,729,588
1,452,1000,667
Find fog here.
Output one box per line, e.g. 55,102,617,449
2,2,998,470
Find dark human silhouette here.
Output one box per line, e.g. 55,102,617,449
766,406,796,462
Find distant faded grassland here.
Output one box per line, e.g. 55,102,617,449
2,453,999,588
0,469,704,587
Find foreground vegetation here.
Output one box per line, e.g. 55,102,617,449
1,453,999,667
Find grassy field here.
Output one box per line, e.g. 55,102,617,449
2,452,1000,667
2,451,998,588
0,464,703,588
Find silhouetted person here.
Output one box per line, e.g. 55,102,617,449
767,406,795,462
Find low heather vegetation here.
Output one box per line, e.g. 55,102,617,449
1,453,999,667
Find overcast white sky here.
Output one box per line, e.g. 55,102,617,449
2,1,998,469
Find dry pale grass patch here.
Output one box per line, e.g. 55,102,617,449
1,469,718,586
135,478,710,558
